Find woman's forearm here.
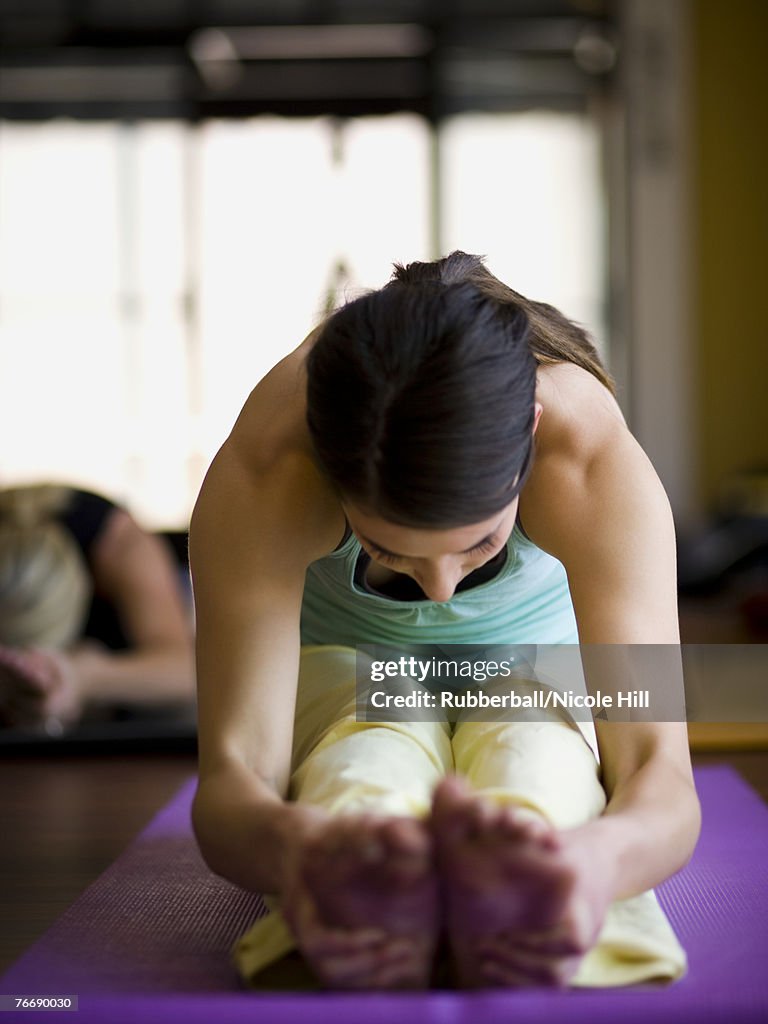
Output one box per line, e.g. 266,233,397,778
69,642,195,705
570,753,701,900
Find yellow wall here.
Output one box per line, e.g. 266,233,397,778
694,0,768,509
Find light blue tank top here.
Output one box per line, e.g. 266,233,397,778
300,523,578,647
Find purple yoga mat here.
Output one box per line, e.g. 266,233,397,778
2,766,767,1024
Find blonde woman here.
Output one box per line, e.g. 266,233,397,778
0,484,194,732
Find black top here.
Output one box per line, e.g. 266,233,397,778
58,490,128,650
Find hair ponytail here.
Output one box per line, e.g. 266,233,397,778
392,251,615,394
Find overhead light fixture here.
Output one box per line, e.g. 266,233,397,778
189,24,433,90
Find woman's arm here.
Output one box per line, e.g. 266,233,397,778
188,403,344,893
574,720,699,899
66,508,194,704
3,502,196,729
524,364,701,901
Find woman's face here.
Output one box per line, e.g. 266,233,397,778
343,499,520,603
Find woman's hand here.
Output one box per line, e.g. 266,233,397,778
0,645,84,732
282,867,393,987
280,813,431,988
476,831,615,987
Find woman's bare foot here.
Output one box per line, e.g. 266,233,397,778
432,775,607,988
291,814,439,989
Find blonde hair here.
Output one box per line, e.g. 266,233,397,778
0,485,92,649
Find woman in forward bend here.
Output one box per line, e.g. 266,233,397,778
189,252,699,989
0,484,194,732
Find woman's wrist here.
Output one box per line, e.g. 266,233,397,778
565,786,698,902
274,801,329,895
66,642,108,703
563,817,626,903
193,767,329,895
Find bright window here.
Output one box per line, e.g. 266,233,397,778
0,111,603,527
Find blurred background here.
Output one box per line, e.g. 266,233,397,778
0,0,766,633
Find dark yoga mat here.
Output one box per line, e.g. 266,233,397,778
2,766,767,1024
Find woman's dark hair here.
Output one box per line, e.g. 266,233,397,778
306,251,613,528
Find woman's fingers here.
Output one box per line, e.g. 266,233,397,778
480,960,535,987
314,937,418,984
301,925,389,957
288,884,385,952
479,941,583,987
479,930,582,958
286,870,424,988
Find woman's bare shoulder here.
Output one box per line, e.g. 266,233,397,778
534,361,628,463
216,331,345,557
523,362,665,549
228,332,320,470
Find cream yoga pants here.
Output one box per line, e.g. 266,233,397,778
234,645,687,987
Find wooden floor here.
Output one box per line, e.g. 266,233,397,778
0,753,196,974
1,747,767,976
